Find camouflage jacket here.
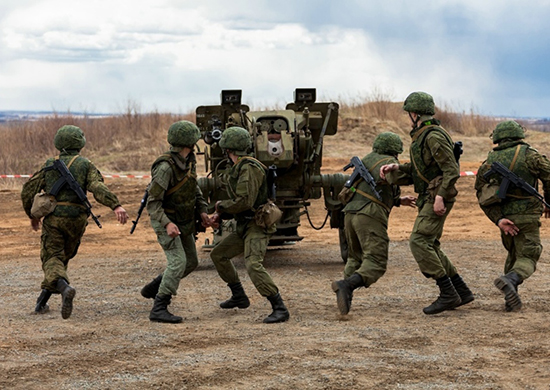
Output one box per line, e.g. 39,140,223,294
398,119,460,208
475,140,550,224
21,150,121,219
217,156,268,223
147,151,207,235
343,151,408,222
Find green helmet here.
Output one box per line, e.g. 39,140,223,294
54,125,86,151
403,92,435,115
219,127,251,156
372,132,403,155
492,120,525,143
167,120,201,148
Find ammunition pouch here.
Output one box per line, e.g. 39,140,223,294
337,187,354,205
254,200,282,228
30,192,57,219
478,183,501,206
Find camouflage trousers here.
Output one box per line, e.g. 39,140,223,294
151,220,199,296
501,214,542,280
409,201,457,280
40,214,88,291
210,221,278,297
343,212,389,286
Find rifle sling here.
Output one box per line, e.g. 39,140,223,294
353,188,391,213
410,125,453,184
165,165,193,196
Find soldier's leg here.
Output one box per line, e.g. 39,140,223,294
242,224,278,297
40,216,71,291
354,214,389,286
343,213,363,278
152,222,188,297
210,232,244,284
181,233,199,278
509,218,542,279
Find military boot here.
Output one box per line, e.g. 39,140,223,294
220,282,250,309
494,272,522,312
141,274,163,299
34,289,52,314
263,293,290,323
331,273,364,315
56,278,76,320
149,294,183,323
423,276,461,315
450,274,474,307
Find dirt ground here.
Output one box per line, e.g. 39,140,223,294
1,159,550,390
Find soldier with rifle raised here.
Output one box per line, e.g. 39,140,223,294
332,132,416,315
475,120,550,312
21,125,128,319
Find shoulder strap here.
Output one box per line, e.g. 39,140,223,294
165,162,195,196
509,144,522,171
236,156,268,171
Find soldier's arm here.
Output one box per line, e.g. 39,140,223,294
474,162,504,225
217,164,262,214
86,162,122,210
21,167,46,218
425,131,460,200
526,148,550,205
146,162,173,228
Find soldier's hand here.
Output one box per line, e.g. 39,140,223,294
30,218,41,231
433,195,447,216
210,213,221,229
166,222,181,237
200,212,211,228
498,218,519,236
114,206,129,225
400,196,417,208
380,164,399,180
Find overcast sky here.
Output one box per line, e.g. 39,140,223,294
1,0,549,117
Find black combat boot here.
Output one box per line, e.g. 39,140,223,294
141,274,163,299
494,272,522,312
149,294,183,323
34,289,52,314
450,274,474,307
56,278,76,320
423,276,461,315
263,293,290,323
220,282,250,309
331,273,364,315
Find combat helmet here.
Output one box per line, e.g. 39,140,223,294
403,92,435,115
54,125,86,151
372,132,403,156
167,120,201,150
491,120,525,143
219,127,251,156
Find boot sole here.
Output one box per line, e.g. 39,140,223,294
331,281,351,315
263,313,290,324
220,300,250,309
61,287,76,319
149,317,183,324
494,276,522,312
34,304,50,315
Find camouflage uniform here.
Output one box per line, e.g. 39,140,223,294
141,120,207,324
146,150,207,296
21,126,122,319
211,126,289,323
394,92,473,315
475,120,550,311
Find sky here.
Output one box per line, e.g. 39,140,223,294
1,0,549,117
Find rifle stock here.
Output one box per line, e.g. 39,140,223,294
130,189,149,234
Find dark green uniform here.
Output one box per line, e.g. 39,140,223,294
21,150,121,291
210,157,279,297
147,151,208,296
398,118,460,279
475,141,550,280
343,152,407,285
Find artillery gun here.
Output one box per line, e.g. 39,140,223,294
196,89,348,260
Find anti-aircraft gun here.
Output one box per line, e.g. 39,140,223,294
196,89,349,260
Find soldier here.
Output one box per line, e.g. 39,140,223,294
140,120,210,323
209,126,290,324
332,132,416,315
475,120,550,311
380,92,474,315
21,125,129,319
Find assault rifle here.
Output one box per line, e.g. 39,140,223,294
483,162,550,209
130,188,149,234
343,156,382,201
44,159,102,228
267,165,278,200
